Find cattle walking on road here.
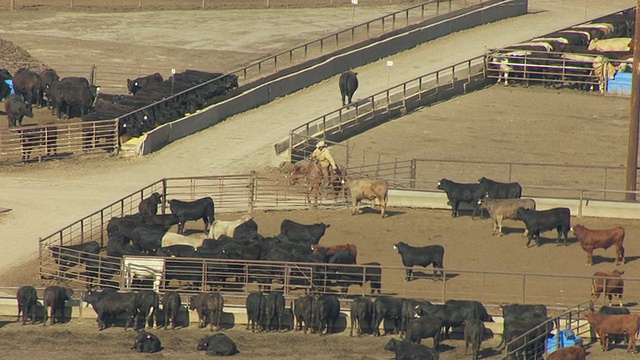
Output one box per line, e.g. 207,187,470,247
339,71,358,106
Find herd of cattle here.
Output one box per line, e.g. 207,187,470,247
17,281,636,359
489,8,634,92
0,66,238,161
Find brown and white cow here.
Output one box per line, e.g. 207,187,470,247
478,197,536,236
572,224,625,266
584,311,639,352
591,270,624,306
345,178,389,218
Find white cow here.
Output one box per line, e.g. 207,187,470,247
161,232,204,248
123,256,165,292
208,214,253,240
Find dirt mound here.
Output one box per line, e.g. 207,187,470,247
0,38,47,73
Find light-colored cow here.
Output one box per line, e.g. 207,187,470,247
161,231,204,248
208,214,253,240
478,197,536,236
345,178,389,218
587,37,632,52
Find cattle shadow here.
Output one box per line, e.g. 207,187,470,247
181,229,208,237
411,271,458,282
591,255,640,266
479,347,501,358
499,226,527,236
532,236,578,247
356,206,402,218
434,343,455,353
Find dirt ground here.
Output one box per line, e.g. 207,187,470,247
1,0,639,358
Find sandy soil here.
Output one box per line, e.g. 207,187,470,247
0,0,638,358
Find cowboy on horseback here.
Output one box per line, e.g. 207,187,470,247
311,140,338,187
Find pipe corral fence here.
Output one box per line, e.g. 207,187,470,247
0,0,526,164
37,173,640,306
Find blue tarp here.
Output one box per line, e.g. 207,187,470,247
5,79,14,95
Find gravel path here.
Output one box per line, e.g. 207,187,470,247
0,0,634,275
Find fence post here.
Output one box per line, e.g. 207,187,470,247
522,274,526,303
89,65,96,86
441,269,447,303
288,132,293,164
249,171,257,212
410,158,417,189
161,178,168,214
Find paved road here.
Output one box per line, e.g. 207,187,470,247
0,0,633,274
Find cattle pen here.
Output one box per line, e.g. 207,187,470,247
37,172,640,304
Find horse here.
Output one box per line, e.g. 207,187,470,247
289,160,323,206
288,160,347,206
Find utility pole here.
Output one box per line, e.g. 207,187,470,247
625,1,640,200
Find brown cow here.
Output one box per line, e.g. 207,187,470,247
478,197,536,236
547,345,585,360
584,311,639,352
310,243,358,259
345,178,389,218
592,270,624,306
572,224,625,266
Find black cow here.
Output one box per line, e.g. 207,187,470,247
437,178,485,218
501,317,551,358
12,68,41,106
127,72,164,95
478,177,522,199
42,285,73,325
279,219,329,244
264,292,285,332
142,214,180,229
49,78,95,119
498,303,549,353
16,124,58,161
114,220,167,253
157,244,196,258
189,292,224,331
332,262,382,295
246,292,266,332
16,285,38,325
515,207,571,247
400,298,433,337
39,68,59,108
233,218,260,240
405,316,443,349
135,290,159,329
83,288,138,330
161,291,181,330
393,242,444,281
339,70,359,106
374,296,405,336
139,192,162,217
196,333,239,356
82,255,122,289
169,197,215,234
315,294,340,336
293,295,315,333
106,232,145,258
131,330,162,353
419,300,492,340
350,296,374,337
49,241,101,276
464,319,486,360
5,94,33,127
384,338,439,360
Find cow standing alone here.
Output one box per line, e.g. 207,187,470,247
345,178,389,218
393,242,444,281
572,224,625,266
339,71,358,106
